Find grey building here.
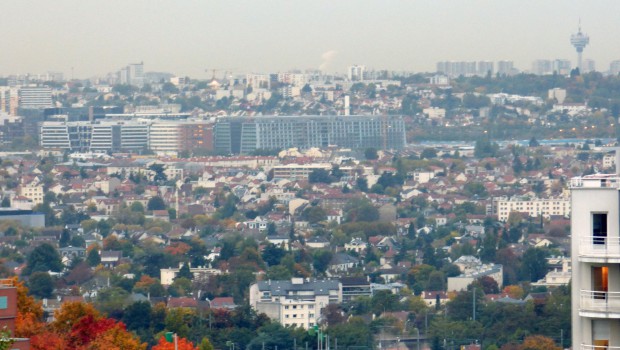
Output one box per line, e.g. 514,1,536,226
0,209,45,228
214,115,406,154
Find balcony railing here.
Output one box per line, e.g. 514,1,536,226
580,290,620,313
571,175,620,189
581,345,620,350
579,236,620,259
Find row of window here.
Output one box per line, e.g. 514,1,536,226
284,304,314,310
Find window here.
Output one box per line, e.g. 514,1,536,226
293,314,297,318
308,305,314,309
0,296,6,309
592,266,609,299
285,306,289,309
593,213,608,245
309,313,314,318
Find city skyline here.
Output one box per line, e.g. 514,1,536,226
2,1,620,78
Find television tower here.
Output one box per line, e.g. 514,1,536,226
570,21,589,72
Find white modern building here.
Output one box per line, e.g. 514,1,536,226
571,169,620,349
160,264,221,286
18,86,53,109
249,278,342,329
493,197,571,222
40,120,149,152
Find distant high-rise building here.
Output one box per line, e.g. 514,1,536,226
477,61,494,76
117,62,144,87
531,59,553,75
570,23,590,72
610,60,620,75
347,65,366,81
18,86,53,109
553,59,572,75
582,59,596,73
437,61,491,77
497,61,516,76
0,87,19,115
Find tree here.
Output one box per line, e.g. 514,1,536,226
327,317,373,349
308,169,333,184
24,243,63,275
86,248,101,267
176,263,194,280
0,197,10,208
421,148,438,159
312,250,333,275
519,335,560,350
356,177,369,192
149,164,168,183
520,248,548,282
529,137,540,147
345,198,380,222
0,328,14,350
147,196,167,211
302,206,327,224
199,338,215,350
122,301,152,332
28,272,54,298
365,148,379,160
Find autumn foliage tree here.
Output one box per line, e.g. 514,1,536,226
519,335,561,350
152,335,198,350
24,300,147,350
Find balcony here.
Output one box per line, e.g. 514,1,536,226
580,290,620,317
571,175,620,189
581,345,620,350
579,236,620,262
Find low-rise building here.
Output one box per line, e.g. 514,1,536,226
249,278,342,329
160,264,221,285
493,196,570,222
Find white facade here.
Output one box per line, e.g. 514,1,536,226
40,120,149,152
249,278,342,329
494,197,570,222
149,122,181,154
160,265,221,285
18,86,53,109
571,173,620,349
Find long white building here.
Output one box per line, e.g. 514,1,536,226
493,196,570,222
249,278,342,329
40,120,149,152
571,170,620,349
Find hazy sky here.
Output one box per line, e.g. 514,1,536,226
3,1,620,78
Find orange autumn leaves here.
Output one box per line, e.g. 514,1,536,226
11,277,145,350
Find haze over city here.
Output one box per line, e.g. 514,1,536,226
3,0,620,78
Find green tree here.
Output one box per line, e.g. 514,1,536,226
122,301,152,332
327,317,373,349
86,248,101,267
345,198,379,222
147,196,167,211
520,247,549,282
24,243,63,275
176,263,194,280
302,206,327,224
312,250,333,275
28,271,54,298
308,169,333,184
365,148,379,160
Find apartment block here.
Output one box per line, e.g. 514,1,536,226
493,197,571,222
214,115,406,154
249,278,342,329
570,172,620,349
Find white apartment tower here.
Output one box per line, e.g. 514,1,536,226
571,150,620,349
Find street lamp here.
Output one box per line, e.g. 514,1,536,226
414,328,420,350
